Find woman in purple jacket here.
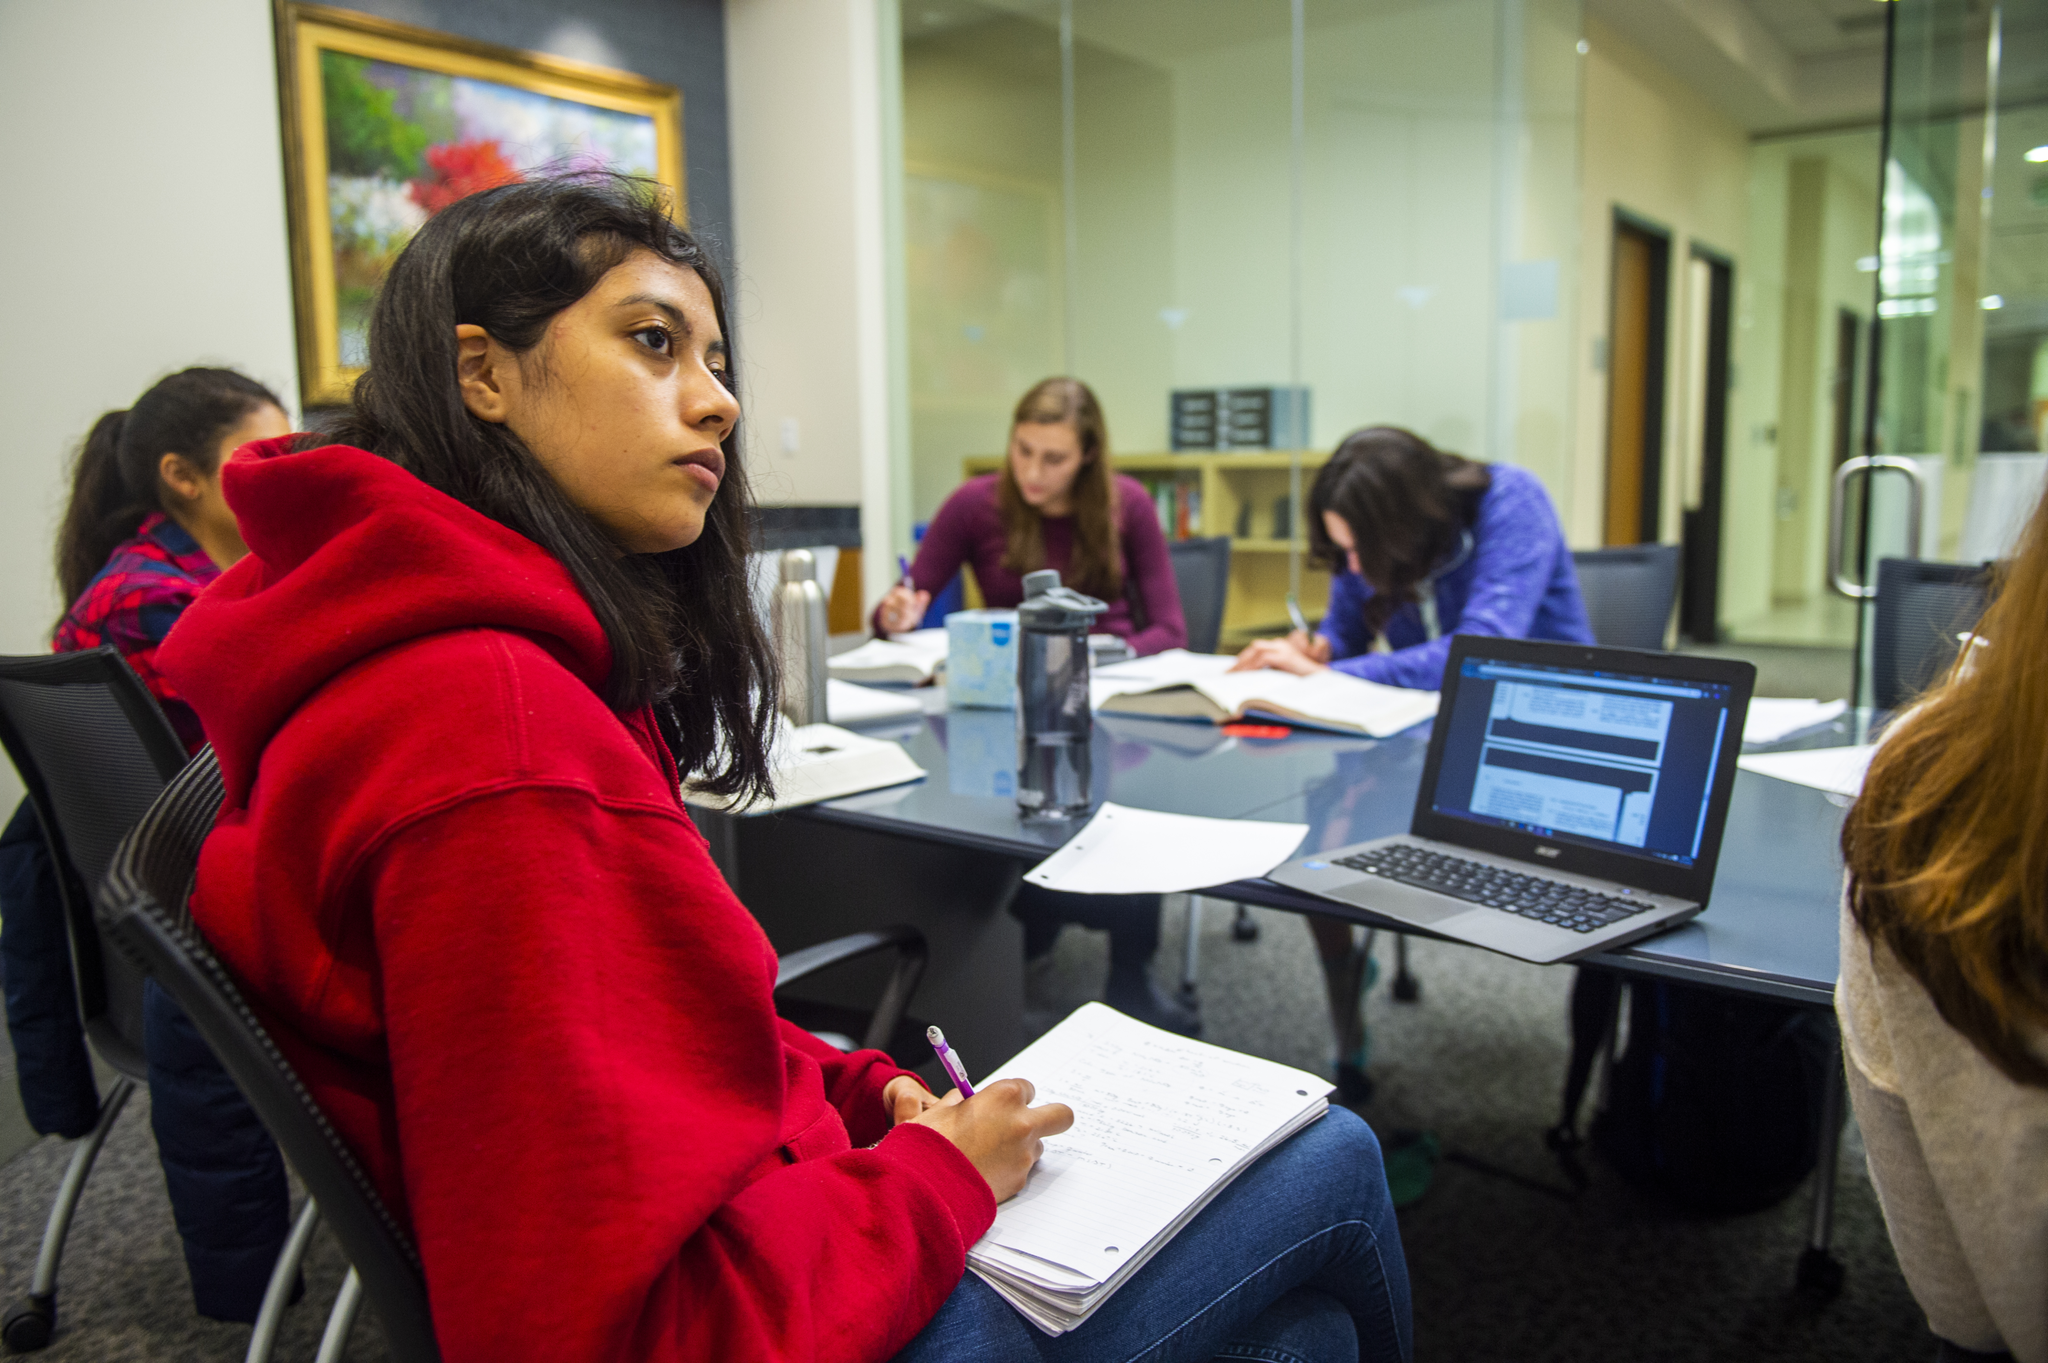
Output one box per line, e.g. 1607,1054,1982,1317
1235,425,1591,686
878,379,1198,1034
1236,426,1594,1102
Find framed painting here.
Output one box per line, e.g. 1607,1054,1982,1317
276,3,684,404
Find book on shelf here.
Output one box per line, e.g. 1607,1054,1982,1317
1091,649,1439,737
1147,480,1202,540
966,1002,1332,1335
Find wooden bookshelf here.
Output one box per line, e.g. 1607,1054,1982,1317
961,451,1331,648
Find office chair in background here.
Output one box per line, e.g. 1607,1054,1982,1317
1166,536,1232,656
99,746,934,1362
1570,545,1682,652
1160,536,1261,994
1870,558,1994,713
0,650,313,1357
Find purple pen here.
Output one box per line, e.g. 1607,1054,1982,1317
926,1025,976,1097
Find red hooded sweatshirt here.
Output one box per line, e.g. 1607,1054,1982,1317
157,438,996,1362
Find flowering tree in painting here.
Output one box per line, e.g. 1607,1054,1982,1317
408,139,524,215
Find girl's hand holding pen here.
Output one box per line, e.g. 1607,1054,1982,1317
910,1078,1074,1201
883,1074,946,1125
877,583,930,634
877,553,930,634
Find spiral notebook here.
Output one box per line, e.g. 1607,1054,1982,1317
966,1004,1332,1335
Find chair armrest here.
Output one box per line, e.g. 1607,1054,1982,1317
774,926,928,1053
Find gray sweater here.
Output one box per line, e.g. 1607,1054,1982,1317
1838,894,2048,1361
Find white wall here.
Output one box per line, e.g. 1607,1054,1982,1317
0,0,300,809
725,0,903,608
1571,16,1750,555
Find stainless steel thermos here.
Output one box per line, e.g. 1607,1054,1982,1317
1015,569,1106,819
776,549,830,726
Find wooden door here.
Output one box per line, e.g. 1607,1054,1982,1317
1605,219,1670,546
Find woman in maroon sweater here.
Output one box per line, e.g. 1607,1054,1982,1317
158,176,1408,1362
880,380,1198,1033
874,378,1186,653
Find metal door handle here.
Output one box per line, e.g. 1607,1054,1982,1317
1829,456,1926,599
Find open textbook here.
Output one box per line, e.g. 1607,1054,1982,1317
684,721,925,814
827,628,949,684
967,1003,1332,1335
1092,650,1440,738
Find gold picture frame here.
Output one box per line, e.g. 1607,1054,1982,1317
276,3,685,405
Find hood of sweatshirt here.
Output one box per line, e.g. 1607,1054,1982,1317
159,437,611,806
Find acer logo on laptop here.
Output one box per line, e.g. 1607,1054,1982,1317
1534,845,1562,859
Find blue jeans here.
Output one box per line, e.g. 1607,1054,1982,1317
893,1105,1410,1363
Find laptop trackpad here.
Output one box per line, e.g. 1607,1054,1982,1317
1330,878,1475,928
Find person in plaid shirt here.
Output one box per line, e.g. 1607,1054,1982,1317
53,510,227,752
2,367,294,1325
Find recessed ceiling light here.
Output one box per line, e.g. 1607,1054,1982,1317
2025,145,2048,162
1982,295,2005,310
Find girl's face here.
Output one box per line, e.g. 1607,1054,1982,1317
161,402,290,567
1008,420,1086,514
1321,510,1363,577
456,249,740,555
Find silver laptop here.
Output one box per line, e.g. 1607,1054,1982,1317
1269,636,1754,965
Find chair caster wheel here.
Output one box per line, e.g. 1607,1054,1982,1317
3,1294,55,1352
1392,974,1420,1003
1795,1247,1844,1298
1230,908,1260,942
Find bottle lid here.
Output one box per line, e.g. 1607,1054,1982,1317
1018,569,1108,629
778,548,817,584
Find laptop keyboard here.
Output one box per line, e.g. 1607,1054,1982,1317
1333,844,1651,934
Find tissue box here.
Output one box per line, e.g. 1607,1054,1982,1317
946,609,1018,709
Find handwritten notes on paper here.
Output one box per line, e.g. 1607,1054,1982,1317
966,1003,1331,1332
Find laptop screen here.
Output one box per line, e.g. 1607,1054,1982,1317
1425,652,1738,870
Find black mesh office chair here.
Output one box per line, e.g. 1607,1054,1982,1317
0,649,310,1355
1167,537,1232,655
1570,545,1681,651
1161,537,1250,975
1871,558,1994,713
98,746,932,1361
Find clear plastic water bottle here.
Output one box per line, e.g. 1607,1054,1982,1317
1015,569,1106,819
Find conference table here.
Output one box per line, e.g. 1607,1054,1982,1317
801,701,1848,1003
698,696,1859,1290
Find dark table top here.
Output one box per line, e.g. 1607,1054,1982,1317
803,706,1856,1007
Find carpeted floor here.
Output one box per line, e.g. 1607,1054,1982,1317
0,899,1935,1360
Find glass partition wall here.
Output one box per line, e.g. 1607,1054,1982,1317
895,0,1584,645
1848,0,2048,705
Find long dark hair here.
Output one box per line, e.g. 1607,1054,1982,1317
321,174,775,802
997,377,1122,596
1307,426,1491,637
55,367,282,609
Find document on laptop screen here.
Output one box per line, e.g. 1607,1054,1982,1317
1430,659,1736,869
1468,681,1672,847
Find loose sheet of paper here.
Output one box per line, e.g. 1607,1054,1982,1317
826,678,922,725
1738,745,1875,798
1742,698,1848,745
1023,803,1307,896
973,1003,1328,1285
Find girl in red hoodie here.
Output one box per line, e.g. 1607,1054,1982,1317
160,175,1409,1362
